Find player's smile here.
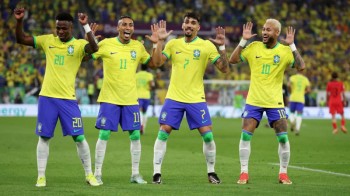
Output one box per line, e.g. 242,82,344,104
185,28,193,35
123,31,132,39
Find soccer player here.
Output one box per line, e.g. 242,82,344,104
151,13,230,184
326,72,347,134
14,8,99,187
92,16,160,185
229,20,305,185
136,64,155,135
288,70,311,135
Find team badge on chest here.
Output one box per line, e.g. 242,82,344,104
193,49,200,60
273,55,280,65
130,50,137,60
67,45,74,56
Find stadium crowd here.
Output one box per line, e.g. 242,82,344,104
0,0,349,105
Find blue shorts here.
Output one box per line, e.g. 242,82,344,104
138,98,151,112
36,96,84,137
158,99,212,130
242,104,288,128
289,102,304,113
95,102,140,131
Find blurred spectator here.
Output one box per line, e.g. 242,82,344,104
1,0,349,105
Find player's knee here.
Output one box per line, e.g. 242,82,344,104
241,130,253,141
129,130,140,141
276,133,289,143
157,130,169,141
201,131,214,143
99,129,111,141
73,135,85,142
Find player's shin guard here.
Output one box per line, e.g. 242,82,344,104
95,130,111,176
153,130,169,175
239,130,252,173
277,132,290,174
129,130,141,176
37,137,50,177
75,136,93,175
201,131,216,173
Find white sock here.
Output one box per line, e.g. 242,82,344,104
278,141,290,173
203,141,216,173
143,113,148,131
94,139,108,176
130,140,141,176
37,137,50,177
153,138,167,175
239,140,251,173
296,115,302,131
76,139,93,175
140,112,144,125
289,113,295,126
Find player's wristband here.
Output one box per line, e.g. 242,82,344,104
83,24,91,33
289,43,297,52
239,39,247,47
218,45,225,51
153,43,157,49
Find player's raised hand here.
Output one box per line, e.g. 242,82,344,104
145,23,159,43
14,7,25,20
78,13,88,25
209,26,225,46
242,22,257,40
84,23,101,40
157,20,173,41
281,26,295,45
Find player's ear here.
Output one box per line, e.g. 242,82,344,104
181,23,185,30
197,25,200,31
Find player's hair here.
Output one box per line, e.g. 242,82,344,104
56,12,74,22
118,15,134,25
184,12,200,23
266,18,281,35
331,72,338,79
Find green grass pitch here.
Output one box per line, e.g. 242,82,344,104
1,117,349,195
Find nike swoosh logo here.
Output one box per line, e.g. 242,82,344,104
49,46,56,49
256,56,262,58
202,120,208,123
73,129,80,133
133,124,139,127
110,52,118,55
176,51,181,54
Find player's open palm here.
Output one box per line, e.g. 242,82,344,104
78,13,88,25
281,26,295,45
157,20,173,41
14,8,25,20
209,26,225,46
242,22,257,40
145,23,159,43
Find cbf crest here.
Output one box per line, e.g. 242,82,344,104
273,55,280,65
130,50,137,60
193,49,200,60
160,112,167,121
37,122,42,132
67,45,74,56
101,117,107,126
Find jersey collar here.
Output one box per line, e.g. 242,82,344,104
183,36,198,43
60,37,75,44
117,37,130,45
264,42,280,49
